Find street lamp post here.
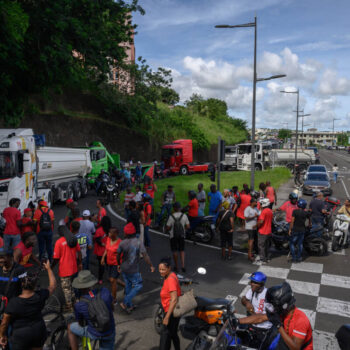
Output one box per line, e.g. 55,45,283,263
216,17,286,190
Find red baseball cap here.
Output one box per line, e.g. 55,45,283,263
124,222,136,235
66,198,74,205
40,201,48,207
24,208,32,214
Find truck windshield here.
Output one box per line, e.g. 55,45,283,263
238,145,252,154
0,152,16,179
161,149,175,158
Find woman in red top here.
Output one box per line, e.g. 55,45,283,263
20,208,34,236
13,232,40,268
159,257,181,350
265,181,276,209
186,191,199,234
101,227,125,303
236,188,252,225
93,216,111,284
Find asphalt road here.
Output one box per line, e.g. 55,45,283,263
46,151,350,350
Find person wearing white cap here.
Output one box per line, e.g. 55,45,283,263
78,210,95,269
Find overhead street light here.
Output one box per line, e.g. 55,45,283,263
216,17,286,190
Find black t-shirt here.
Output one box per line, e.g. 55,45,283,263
0,264,26,300
309,199,326,218
127,209,140,234
292,209,310,232
217,210,234,232
5,289,49,330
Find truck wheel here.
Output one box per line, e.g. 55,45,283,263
67,184,74,201
286,163,294,172
73,184,81,201
180,166,188,175
254,164,262,171
80,181,88,198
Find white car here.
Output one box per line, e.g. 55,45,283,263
338,145,346,150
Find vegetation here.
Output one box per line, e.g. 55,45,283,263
278,128,292,140
337,133,349,146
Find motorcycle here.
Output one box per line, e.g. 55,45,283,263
98,178,119,204
187,216,216,244
324,196,341,237
331,214,350,251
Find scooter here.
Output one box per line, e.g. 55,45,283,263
187,215,216,244
331,214,350,251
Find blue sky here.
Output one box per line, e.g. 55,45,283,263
133,0,350,131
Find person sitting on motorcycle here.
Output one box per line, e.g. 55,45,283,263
275,192,298,228
288,199,310,263
265,282,313,350
183,191,199,234
337,199,350,219
95,170,110,195
309,191,328,230
238,272,272,343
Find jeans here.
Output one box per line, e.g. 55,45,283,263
124,208,131,220
122,272,143,308
334,173,338,182
156,204,172,225
82,257,88,270
258,234,271,261
3,234,21,254
38,230,53,261
70,322,115,350
289,231,304,261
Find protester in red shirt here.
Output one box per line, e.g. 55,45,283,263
143,178,157,201
2,198,22,253
158,257,181,350
94,215,111,284
101,227,125,303
33,201,55,261
143,194,153,249
13,231,40,268
69,208,83,231
52,224,82,312
236,189,252,227
266,282,313,350
20,208,33,236
276,193,298,224
96,199,107,226
265,181,277,209
257,199,273,264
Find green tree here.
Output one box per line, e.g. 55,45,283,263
337,133,349,146
278,128,292,140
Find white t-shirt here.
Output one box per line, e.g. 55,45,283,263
332,166,338,173
78,219,96,244
197,190,206,211
244,206,260,230
166,212,190,238
245,287,272,329
134,191,143,202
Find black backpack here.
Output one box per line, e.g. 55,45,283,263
82,290,111,333
172,214,185,238
39,209,52,231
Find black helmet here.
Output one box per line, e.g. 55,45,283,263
289,192,298,201
265,282,295,316
250,190,260,199
188,190,196,200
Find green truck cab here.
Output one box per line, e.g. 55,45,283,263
86,141,120,184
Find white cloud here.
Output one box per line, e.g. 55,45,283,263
318,69,350,96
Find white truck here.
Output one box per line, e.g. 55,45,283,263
269,149,316,171
236,141,272,171
0,128,91,213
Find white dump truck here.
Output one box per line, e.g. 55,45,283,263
269,149,316,171
0,128,91,213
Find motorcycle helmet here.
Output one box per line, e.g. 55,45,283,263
249,271,267,284
289,192,298,201
250,190,260,199
142,193,152,202
297,199,307,209
188,190,196,200
266,282,295,317
259,198,270,208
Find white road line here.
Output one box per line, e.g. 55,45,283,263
106,204,248,255
317,297,350,318
321,273,350,290
239,285,251,298
323,157,334,168
299,308,316,329
341,178,350,198
257,266,290,279
238,273,251,285
286,279,320,297
313,330,340,350
291,261,324,274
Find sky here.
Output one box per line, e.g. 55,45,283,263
133,0,350,131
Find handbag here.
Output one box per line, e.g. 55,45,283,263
173,289,198,318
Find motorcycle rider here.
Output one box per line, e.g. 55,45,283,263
309,191,328,230
238,272,272,343
337,199,350,219
265,282,313,350
95,169,110,195
275,193,298,228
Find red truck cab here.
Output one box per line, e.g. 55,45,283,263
161,139,211,175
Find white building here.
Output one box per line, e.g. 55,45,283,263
291,128,339,147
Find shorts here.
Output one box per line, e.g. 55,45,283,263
246,229,257,240
107,265,120,279
220,230,233,247
10,322,47,350
170,237,185,252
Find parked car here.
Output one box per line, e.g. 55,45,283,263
338,145,346,150
304,164,329,181
303,172,332,196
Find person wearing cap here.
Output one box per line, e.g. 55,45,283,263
257,198,273,264
78,210,96,269
33,200,55,262
2,198,22,254
64,198,75,225
67,270,116,350
20,208,34,236
13,231,40,268
117,222,155,313
165,202,189,273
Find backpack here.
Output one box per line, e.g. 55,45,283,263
82,290,111,333
39,209,52,231
172,214,185,238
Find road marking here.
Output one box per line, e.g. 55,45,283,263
239,285,251,297
106,204,248,255
238,273,251,285
313,330,340,350
321,273,350,290
257,266,289,279
291,261,323,274
299,308,316,329
341,178,350,198
286,279,320,297
317,297,350,318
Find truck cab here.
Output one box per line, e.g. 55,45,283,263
221,146,237,171
236,142,271,171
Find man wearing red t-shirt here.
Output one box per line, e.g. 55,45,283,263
2,198,22,253
257,199,273,264
13,231,40,268
276,193,298,224
266,282,313,350
52,225,82,312
143,194,153,249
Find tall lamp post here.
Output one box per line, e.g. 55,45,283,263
216,17,286,190
332,118,340,146
280,89,300,166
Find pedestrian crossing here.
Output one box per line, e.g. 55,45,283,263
230,262,350,349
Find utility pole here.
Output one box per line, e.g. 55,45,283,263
332,118,340,146
217,136,221,191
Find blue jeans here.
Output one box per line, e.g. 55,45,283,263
122,272,143,308
70,322,115,350
38,230,53,261
289,231,304,261
334,173,338,182
156,204,172,225
3,234,21,254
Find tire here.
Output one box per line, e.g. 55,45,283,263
180,166,189,175
332,234,341,252
67,183,74,201
153,304,165,335
73,183,81,201
286,163,294,172
254,163,262,171
200,224,214,244
81,181,88,198
50,324,68,350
